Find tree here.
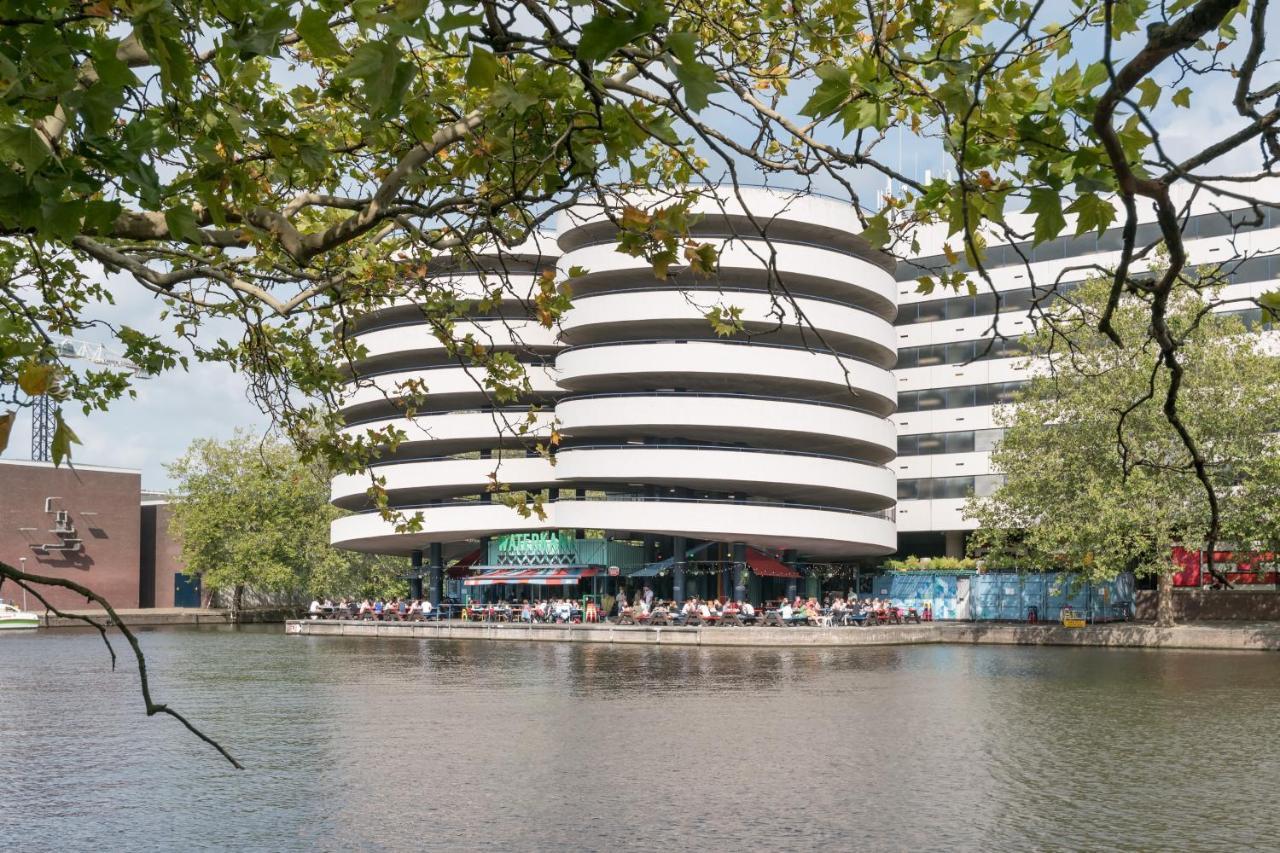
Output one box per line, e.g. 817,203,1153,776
167,431,404,616
966,276,1280,626
3,0,1279,764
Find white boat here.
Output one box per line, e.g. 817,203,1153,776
0,602,39,629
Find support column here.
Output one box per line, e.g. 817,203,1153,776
784,549,799,601
409,550,424,599
672,535,687,604
732,541,747,603
428,542,443,607
945,530,966,558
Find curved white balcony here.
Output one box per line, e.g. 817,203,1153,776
554,393,897,461
341,411,554,454
331,498,896,557
558,289,895,364
331,456,557,507
352,320,559,360
559,240,895,316
555,340,896,412
340,364,561,412
554,445,894,510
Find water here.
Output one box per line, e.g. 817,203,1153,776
1,627,1278,851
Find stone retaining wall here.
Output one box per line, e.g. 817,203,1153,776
1134,589,1280,621
285,619,1280,652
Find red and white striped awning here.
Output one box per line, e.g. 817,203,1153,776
463,567,599,586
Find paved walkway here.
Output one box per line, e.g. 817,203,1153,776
286,618,1280,651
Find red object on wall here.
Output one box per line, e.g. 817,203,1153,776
1171,546,1279,586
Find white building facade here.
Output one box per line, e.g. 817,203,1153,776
331,189,899,601
894,179,1280,557
331,181,1280,596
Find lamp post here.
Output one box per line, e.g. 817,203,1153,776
18,557,27,610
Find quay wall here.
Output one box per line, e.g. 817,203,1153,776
40,607,295,628
285,619,1280,652
1134,589,1280,622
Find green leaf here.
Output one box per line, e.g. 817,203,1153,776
578,3,667,63
861,212,890,249
165,206,202,244
1065,193,1116,238
492,81,537,114
51,411,81,467
465,47,499,89
0,125,51,178
1135,78,1160,110
1171,87,1191,109
664,31,722,112
1026,187,1066,245
799,63,850,119
296,8,345,59
0,411,12,454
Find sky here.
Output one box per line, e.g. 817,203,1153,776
2,5,1276,490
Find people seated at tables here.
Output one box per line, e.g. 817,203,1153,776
697,599,712,620
357,598,374,619
779,599,793,621
521,601,533,622
308,598,322,619
740,600,755,618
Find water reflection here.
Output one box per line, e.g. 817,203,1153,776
1,627,1277,851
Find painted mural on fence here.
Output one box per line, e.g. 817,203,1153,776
870,571,1136,621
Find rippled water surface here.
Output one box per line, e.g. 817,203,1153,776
2,626,1278,851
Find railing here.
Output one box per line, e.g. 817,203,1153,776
341,406,548,429
351,493,897,521
556,389,886,417
566,285,893,319
564,232,883,266
554,442,892,470
555,337,894,371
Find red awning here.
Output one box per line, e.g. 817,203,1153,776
746,548,801,578
446,548,482,578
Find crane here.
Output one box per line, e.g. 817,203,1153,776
30,336,147,462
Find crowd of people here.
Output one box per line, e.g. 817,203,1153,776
307,589,932,626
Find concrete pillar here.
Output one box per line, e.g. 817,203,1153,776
732,541,747,602
672,536,687,603
945,530,966,558
428,542,443,607
409,550,424,599
784,549,799,600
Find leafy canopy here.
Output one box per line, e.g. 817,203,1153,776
967,275,1280,581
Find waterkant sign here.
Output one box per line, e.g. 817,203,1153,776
493,531,577,566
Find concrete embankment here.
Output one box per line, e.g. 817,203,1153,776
285,619,1280,652
40,607,294,628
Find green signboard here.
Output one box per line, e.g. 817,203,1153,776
486,533,646,569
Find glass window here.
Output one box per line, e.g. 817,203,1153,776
916,434,944,454
1096,225,1124,252
946,385,976,409
897,480,921,500
946,298,975,320
974,291,998,316
894,304,917,326
915,301,946,323
975,474,1005,497
993,382,1024,405
917,390,945,410
897,435,919,455
945,431,975,453
897,392,918,413
934,476,975,499
917,348,944,367
974,428,1006,452
998,288,1034,314
945,341,976,364
896,348,919,369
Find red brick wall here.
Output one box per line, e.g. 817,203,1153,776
0,461,142,611
151,503,186,607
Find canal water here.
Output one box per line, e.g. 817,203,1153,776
1,626,1277,851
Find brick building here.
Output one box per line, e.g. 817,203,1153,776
0,460,193,611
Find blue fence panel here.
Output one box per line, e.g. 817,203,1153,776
880,570,1136,621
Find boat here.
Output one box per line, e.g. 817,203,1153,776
0,602,40,629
